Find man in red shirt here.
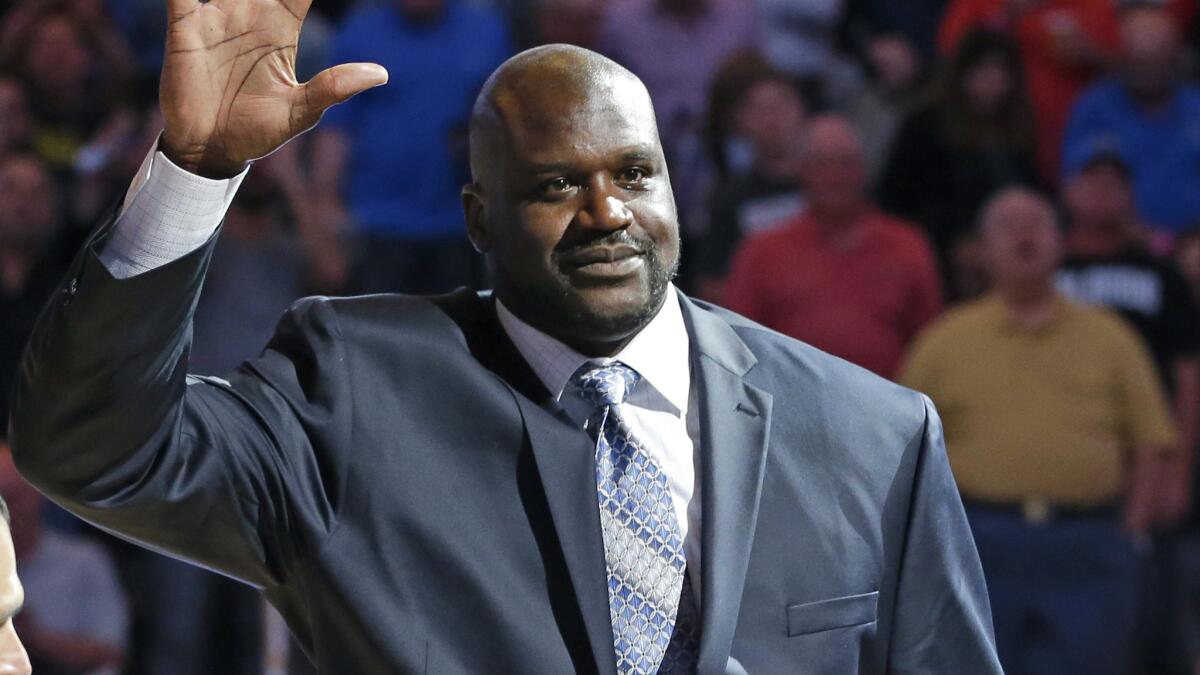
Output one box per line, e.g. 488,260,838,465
725,114,942,379
938,0,1120,181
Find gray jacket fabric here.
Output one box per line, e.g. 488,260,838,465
9,219,1002,673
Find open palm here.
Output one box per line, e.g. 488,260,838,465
160,0,387,177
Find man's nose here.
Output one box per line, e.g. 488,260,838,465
577,179,634,231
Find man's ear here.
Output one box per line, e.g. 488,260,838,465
462,184,491,254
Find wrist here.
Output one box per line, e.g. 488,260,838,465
159,135,248,179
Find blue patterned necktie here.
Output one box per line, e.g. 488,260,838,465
574,362,700,674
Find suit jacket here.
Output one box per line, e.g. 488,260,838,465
9,221,1002,674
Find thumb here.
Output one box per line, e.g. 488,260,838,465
295,62,389,129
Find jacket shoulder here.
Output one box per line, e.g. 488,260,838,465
693,300,930,437
276,291,482,352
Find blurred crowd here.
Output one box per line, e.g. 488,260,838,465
2,0,1200,673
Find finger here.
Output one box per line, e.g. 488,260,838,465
295,62,389,130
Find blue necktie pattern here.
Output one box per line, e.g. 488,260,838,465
574,362,700,674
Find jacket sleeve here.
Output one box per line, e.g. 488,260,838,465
8,221,352,588
887,395,1003,673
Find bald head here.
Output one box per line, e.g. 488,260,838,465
460,44,680,356
468,45,656,188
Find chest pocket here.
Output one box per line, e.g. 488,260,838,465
787,591,879,637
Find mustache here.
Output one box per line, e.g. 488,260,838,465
555,230,655,258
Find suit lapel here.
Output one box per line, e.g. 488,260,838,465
679,296,773,673
433,291,617,675
515,397,618,675
437,290,773,673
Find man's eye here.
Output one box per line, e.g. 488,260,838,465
617,167,648,185
540,177,573,195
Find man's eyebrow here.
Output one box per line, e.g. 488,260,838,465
525,145,658,174
528,162,575,176
618,149,656,163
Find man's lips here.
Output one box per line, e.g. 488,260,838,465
560,245,646,279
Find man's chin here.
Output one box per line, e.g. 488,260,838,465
567,286,660,336
535,276,666,344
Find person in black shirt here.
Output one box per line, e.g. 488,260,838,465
1057,151,1200,462
1057,149,1200,674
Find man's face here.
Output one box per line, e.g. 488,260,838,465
734,80,806,162
23,16,91,92
467,80,681,351
1121,9,1181,100
0,158,57,250
1065,163,1134,231
984,192,1062,288
963,56,1014,117
799,117,867,219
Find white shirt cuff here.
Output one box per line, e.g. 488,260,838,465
98,140,248,278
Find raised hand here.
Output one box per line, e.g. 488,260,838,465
160,0,388,178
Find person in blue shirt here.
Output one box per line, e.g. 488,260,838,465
312,0,511,294
1063,3,1200,236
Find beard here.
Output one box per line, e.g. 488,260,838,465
500,229,680,347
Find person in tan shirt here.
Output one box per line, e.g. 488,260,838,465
901,187,1176,675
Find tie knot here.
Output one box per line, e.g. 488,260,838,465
573,361,641,408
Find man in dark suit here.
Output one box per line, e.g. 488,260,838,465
8,0,1001,672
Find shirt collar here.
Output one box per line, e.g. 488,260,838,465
495,285,692,413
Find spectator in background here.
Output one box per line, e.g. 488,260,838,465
1057,149,1200,674
754,0,863,107
311,0,510,294
696,58,807,302
1064,3,1200,237
598,0,758,230
0,155,69,441
901,187,1177,675
839,31,925,183
0,452,128,675
939,0,1119,181
1,2,139,175
726,114,941,379
880,29,1040,300
843,0,951,62
0,75,32,157
1058,150,1200,503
